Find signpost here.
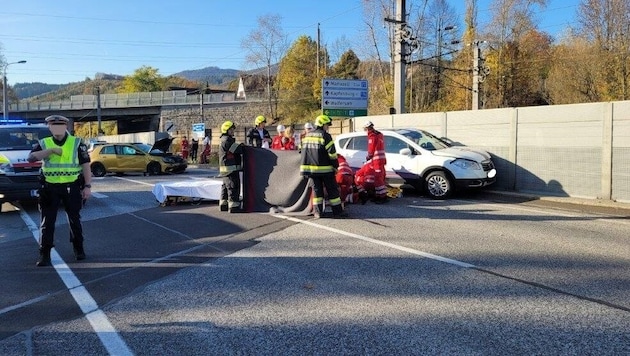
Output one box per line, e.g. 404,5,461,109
321,79,368,117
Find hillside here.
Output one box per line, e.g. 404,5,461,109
15,66,242,100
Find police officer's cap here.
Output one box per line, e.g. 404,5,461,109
45,115,70,124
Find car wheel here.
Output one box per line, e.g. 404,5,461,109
425,171,452,199
91,163,107,177
147,162,161,176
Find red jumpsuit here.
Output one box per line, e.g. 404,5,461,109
181,137,190,160
271,134,284,150
335,155,356,203
364,128,387,199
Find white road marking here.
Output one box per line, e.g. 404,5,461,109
19,209,133,355
90,192,108,199
274,215,476,268
114,176,154,186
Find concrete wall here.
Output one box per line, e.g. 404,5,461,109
353,101,630,203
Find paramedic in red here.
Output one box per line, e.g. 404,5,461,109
271,124,286,150
335,154,356,204
364,121,388,203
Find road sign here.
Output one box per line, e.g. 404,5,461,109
323,109,368,117
192,123,205,138
165,120,175,133
322,78,368,117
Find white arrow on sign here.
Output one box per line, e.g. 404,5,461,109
323,99,368,108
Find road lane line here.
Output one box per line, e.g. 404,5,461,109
114,176,154,186
274,215,476,268
19,209,133,355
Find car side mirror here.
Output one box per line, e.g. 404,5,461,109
399,148,412,156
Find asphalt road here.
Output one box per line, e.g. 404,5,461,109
1,168,629,355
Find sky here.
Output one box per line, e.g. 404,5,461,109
0,0,581,85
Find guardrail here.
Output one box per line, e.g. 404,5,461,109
7,90,266,112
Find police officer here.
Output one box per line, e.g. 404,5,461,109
219,121,244,213
300,114,347,219
28,115,92,266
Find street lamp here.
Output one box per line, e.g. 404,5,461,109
2,60,27,120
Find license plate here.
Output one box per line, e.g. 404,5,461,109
30,189,39,197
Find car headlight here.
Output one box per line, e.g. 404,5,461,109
162,157,175,163
450,158,481,170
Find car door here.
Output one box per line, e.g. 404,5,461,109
117,145,145,172
339,135,368,170
382,134,423,182
98,145,118,172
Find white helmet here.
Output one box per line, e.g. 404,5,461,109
304,122,314,130
277,124,286,133
363,120,374,128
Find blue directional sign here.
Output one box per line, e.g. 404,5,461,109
321,79,368,117
192,123,205,138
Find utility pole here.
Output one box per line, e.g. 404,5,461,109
317,23,320,77
2,60,27,120
392,0,406,114
472,41,481,110
96,86,103,135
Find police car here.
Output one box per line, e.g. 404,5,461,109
0,122,50,203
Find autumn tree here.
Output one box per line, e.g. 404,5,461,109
329,50,361,79
482,0,548,108
275,35,323,123
118,66,164,93
241,14,288,120
547,35,602,104
577,0,630,100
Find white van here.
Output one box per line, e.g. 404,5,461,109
0,123,51,203
335,128,497,199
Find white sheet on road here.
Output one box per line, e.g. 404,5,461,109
152,179,223,203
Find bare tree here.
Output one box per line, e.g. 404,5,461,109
577,0,630,100
241,14,288,120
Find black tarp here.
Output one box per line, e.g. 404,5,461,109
242,146,313,215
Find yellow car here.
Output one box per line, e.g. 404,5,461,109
89,139,187,177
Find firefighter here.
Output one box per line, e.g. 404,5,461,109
28,115,92,266
300,114,347,218
364,121,388,203
219,121,244,213
246,115,272,148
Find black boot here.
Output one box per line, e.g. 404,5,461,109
36,246,52,267
73,242,86,261
312,203,325,219
332,205,349,219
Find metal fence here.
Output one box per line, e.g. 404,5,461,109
9,90,266,112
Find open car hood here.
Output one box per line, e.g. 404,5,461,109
151,138,173,153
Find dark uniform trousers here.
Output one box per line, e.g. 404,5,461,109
38,180,84,248
221,171,241,206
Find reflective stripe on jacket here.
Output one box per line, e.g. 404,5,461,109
367,129,386,167
300,128,338,175
219,134,243,175
40,135,82,184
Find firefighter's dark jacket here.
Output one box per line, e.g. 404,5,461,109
219,133,243,176
300,128,338,175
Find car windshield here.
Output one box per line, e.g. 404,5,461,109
135,143,152,153
395,129,450,151
0,126,51,151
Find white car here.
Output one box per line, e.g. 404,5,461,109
335,128,497,199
